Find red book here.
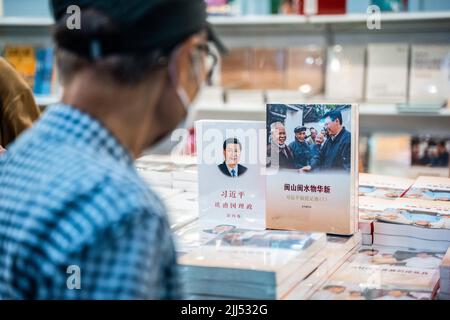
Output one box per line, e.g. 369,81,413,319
297,0,346,15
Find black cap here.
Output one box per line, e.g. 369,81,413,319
294,126,307,133
50,0,227,58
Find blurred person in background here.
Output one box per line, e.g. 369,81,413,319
0,0,225,299
0,57,41,152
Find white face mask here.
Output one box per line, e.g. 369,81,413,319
171,48,206,130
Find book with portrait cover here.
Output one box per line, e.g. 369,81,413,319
359,173,414,199
409,45,450,103
404,176,450,202
310,246,443,300
196,120,266,230
266,104,359,235
365,43,409,103
178,229,326,299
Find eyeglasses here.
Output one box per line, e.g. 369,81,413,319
195,43,219,86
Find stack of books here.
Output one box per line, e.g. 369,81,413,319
440,248,450,300
372,198,450,251
179,229,327,299
311,246,444,300
358,174,450,250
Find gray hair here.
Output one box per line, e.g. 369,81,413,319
270,121,285,133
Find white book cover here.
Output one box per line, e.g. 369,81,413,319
375,198,450,229
359,173,414,199
266,104,359,235
409,45,450,103
325,45,365,100
404,176,450,202
196,120,266,230
365,44,409,103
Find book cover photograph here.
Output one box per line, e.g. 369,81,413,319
404,176,450,202
311,246,443,300
359,173,414,199
375,198,450,229
266,104,359,235
347,246,445,269
196,120,266,230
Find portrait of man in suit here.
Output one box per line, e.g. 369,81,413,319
218,138,248,177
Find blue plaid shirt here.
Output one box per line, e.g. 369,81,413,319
0,104,181,299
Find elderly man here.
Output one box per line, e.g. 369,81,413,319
312,110,351,171
288,126,311,172
310,132,324,169
0,0,225,299
306,127,317,145
267,121,295,169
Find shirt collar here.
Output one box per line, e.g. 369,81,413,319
226,164,238,176
39,104,133,166
330,126,345,142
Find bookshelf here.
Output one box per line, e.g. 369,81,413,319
208,11,450,26
1,12,450,134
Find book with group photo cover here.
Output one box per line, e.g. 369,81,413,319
195,120,266,230
404,176,450,202
359,173,414,199
266,104,359,235
310,246,443,300
375,198,450,229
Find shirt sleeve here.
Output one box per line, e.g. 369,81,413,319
36,208,182,300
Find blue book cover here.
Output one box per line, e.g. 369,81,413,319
33,47,54,95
